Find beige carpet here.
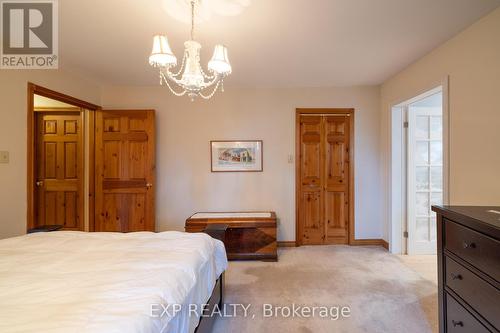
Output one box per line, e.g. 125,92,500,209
213,246,437,333
398,254,438,284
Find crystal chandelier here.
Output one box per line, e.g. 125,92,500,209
149,0,232,100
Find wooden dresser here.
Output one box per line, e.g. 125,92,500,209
432,206,500,333
185,212,277,261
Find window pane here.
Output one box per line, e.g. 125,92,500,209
416,116,429,139
430,116,442,139
431,192,443,206
416,167,429,190
431,166,443,190
430,141,442,164
416,217,429,241
430,216,437,241
416,192,429,216
430,191,443,222
416,141,429,165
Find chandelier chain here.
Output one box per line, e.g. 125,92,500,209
160,71,187,96
199,79,221,99
200,63,215,80
171,50,187,77
190,0,195,40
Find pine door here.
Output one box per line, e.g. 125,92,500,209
35,112,84,230
297,113,351,245
94,110,155,232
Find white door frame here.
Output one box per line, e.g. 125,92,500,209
389,77,450,254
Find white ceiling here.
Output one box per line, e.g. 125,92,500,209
60,0,500,87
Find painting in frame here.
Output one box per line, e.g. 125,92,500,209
210,140,263,172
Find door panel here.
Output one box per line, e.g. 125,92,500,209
298,113,351,245
36,113,84,230
95,110,155,232
64,142,78,178
103,141,120,178
325,191,347,240
129,141,147,179
44,142,57,178
301,191,323,244
64,192,78,228
300,116,322,186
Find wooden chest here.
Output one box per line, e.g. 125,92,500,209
185,212,277,261
432,205,500,333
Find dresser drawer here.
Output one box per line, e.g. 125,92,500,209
445,256,500,329
446,293,490,333
445,219,500,281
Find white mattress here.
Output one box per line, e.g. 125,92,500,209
0,231,227,333
190,212,271,219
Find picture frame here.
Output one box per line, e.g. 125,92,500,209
210,140,263,172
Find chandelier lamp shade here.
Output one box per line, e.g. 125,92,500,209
149,0,232,100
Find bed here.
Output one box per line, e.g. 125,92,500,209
0,231,227,333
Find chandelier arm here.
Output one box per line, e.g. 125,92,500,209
200,66,215,80
160,71,187,96
164,79,187,97
170,51,187,77
199,74,223,89
163,68,185,86
199,80,221,100
192,50,214,80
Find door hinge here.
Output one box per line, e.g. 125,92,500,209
403,121,409,128
403,231,409,238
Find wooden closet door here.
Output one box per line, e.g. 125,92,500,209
95,110,155,232
299,115,324,244
324,116,349,244
298,113,351,245
36,112,84,230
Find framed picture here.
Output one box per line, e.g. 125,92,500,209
210,140,263,172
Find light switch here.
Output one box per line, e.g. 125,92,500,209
0,151,9,164
287,154,294,164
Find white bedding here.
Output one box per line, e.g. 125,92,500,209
0,231,227,333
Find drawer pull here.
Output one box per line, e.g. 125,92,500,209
452,320,464,327
462,242,476,249
451,273,463,280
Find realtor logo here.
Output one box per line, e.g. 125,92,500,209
1,0,58,69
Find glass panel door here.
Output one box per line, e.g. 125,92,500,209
407,92,442,255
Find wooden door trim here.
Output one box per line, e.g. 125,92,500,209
27,83,99,231
29,83,99,110
88,110,96,231
295,108,355,246
34,107,81,112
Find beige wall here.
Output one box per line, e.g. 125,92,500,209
5,8,497,242
380,7,500,241
0,70,100,239
101,86,383,241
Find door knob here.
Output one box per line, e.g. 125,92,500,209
146,183,153,188
36,180,44,186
